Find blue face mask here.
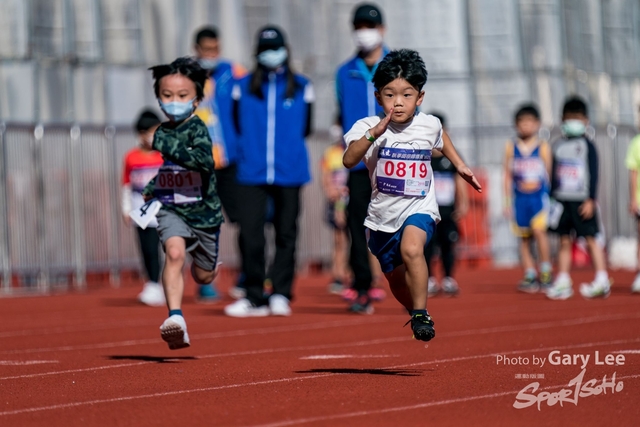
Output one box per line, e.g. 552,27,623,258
561,119,586,137
257,47,288,69
198,57,219,70
159,98,196,122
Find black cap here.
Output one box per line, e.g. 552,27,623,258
256,26,286,50
352,3,383,25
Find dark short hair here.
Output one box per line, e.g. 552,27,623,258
135,109,161,132
194,27,219,45
514,104,540,122
148,57,209,101
428,111,447,128
562,96,588,118
372,49,427,91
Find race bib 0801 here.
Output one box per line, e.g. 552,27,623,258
155,163,203,204
376,147,431,197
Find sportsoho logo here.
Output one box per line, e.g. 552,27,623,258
498,350,626,410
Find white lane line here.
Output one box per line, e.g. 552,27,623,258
3,317,639,381
300,355,399,360
3,311,637,356
2,295,637,339
0,373,336,417
613,350,640,354
1,362,638,418
0,360,58,366
0,334,638,418
0,317,394,355
247,373,640,427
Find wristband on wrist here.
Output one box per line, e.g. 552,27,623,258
365,129,376,142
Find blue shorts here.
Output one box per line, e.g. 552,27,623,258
514,193,548,237
367,213,436,273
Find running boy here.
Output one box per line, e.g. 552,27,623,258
143,57,223,349
343,49,481,341
545,96,610,300
503,104,553,293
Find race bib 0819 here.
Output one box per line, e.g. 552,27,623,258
376,147,431,197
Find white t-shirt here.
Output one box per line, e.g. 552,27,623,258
344,112,444,232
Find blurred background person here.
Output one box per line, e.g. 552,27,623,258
625,105,640,294
321,122,350,295
193,26,247,302
425,112,468,296
224,26,314,317
121,109,165,306
502,104,552,293
336,2,388,314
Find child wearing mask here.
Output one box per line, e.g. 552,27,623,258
546,97,610,300
143,57,223,349
343,49,482,340
122,109,165,306
223,26,314,318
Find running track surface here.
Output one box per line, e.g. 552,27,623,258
1,268,639,427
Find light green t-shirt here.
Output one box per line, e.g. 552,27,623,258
625,134,640,204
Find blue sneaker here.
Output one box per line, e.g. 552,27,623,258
197,283,219,303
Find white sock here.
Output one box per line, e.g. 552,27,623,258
555,272,570,283
595,270,609,283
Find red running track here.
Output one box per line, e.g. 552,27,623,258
0,267,639,426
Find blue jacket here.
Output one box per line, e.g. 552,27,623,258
195,60,243,168
335,47,389,171
233,69,313,186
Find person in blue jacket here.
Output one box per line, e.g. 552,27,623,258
224,26,314,318
335,3,389,314
193,26,247,302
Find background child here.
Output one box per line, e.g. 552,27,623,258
546,96,610,300
143,57,223,349
425,112,468,296
321,123,350,295
121,109,165,306
503,104,553,293
343,49,481,339
625,106,640,293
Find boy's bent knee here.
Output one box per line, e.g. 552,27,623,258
191,264,216,284
165,247,186,264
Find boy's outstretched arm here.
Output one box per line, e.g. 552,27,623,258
440,131,482,192
343,109,393,169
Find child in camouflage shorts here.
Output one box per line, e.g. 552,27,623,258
143,57,224,349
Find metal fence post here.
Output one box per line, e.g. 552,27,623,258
105,125,120,287
69,125,86,289
34,124,49,292
0,123,11,292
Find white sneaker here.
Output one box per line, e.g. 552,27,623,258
138,282,166,307
269,294,292,316
546,277,574,300
224,298,270,317
442,277,459,296
428,278,439,296
579,278,611,299
632,274,640,293
228,286,247,300
159,315,190,350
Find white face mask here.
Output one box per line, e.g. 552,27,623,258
353,29,382,52
257,47,288,69
561,119,586,137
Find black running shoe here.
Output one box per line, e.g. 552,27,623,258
405,312,436,342
517,277,540,293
